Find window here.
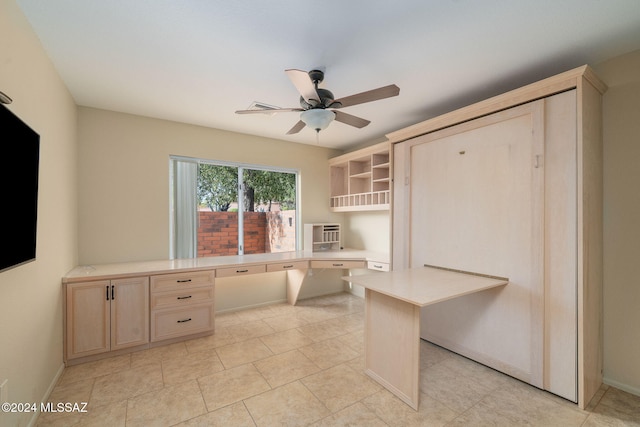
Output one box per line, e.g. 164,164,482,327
170,156,299,259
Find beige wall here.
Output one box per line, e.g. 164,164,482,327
595,49,640,396
77,106,345,312
77,107,341,265
0,1,78,426
343,211,390,253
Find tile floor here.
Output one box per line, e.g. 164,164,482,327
37,292,639,426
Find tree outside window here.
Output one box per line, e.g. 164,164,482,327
197,164,296,212
194,163,298,256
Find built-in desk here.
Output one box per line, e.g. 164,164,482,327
62,250,388,364
345,266,508,410
63,249,387,305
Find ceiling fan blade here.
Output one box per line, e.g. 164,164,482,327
235,107,303,114
333,84,400,108
333,110,371,128
285,69,319,104
286,120,306,135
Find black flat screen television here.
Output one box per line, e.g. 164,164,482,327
0,105,40,272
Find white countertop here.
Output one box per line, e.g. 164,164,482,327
345,266,508,306
63,249,388,283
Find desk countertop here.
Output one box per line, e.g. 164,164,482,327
345,266,508,306
63,249,388,283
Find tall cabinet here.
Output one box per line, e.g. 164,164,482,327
388,65,605,409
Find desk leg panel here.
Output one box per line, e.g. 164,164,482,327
364,289,421,410
286,269,308,305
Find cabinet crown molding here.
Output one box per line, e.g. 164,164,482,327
385,64,607,144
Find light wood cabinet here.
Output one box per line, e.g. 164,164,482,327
151,304,214,342
150,287,214,310
150,270,214,342
367,261,390,272
62,251,387,364
389,65,605,409
216,264,266,278
329,141,391,211
65,276,149,360
309,260,366,269
266,260,309,272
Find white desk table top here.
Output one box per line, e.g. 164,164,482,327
62,249,388,283
346,266,508,307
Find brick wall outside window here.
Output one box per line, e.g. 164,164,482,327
197,211,296,257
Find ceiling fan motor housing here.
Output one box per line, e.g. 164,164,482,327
299,88,336,109
298,69,338,109
308,69,325,83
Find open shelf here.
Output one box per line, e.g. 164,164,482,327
304,223,341,252
328,142,391,212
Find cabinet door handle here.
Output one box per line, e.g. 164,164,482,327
177,318,192,323
283,265,294,269
236,269,249,273
176,279,192,283
106,285,110,301
177,295,192,300
332,263,344,267
111,285,115,300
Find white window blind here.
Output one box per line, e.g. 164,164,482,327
171,158,198,259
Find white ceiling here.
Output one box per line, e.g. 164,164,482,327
16,0,640,150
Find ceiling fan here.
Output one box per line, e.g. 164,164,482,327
235,69,400,135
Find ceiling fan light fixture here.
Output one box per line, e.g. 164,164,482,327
300,109,335,132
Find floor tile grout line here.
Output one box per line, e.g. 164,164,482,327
43,292,639,426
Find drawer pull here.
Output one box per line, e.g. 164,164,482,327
283,265,294,269
332,263,344,267
177,318,192,323
374,265,383,269
236,269,249,273
176,279,192,283
176,295,192,300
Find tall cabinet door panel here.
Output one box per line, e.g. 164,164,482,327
66,280,110,358
110,277,149,350
543,90,578,401
398,101,546,387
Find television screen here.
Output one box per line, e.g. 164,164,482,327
0,105,40,272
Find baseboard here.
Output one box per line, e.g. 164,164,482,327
216,298,288,314
215,289,352,314
603,376,640,397
28,362,65,427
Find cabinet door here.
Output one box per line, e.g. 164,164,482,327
66,280,110,359
110,277,149,350
543,90,578,401
398,101,545,387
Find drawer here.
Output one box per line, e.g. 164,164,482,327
216,264,266,278
310,260,366,269
150,270,214,292
151,303,214,342
150,287,214,310
266,260,308,273
367,261,390,272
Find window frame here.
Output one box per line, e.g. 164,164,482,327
170,155,301,258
